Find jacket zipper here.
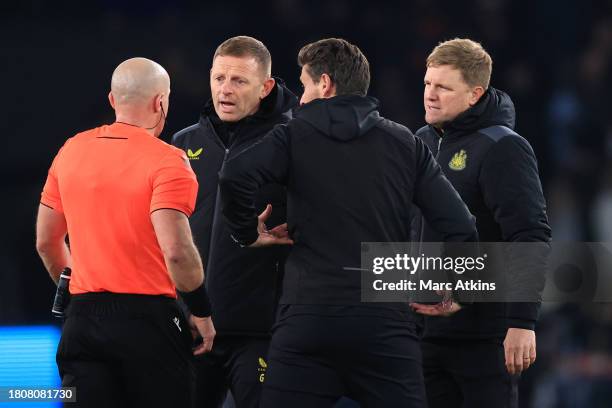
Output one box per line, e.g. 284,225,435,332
205,118,232,267
418,134,444,244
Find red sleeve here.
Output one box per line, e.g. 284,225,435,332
150,148,198,216
40,146,65,213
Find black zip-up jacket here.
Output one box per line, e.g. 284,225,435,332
219,95,477,313
414,87,552,339
172,79,298,336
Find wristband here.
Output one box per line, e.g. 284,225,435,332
178,281,212,318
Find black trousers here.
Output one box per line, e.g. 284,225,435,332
260,306,426,408
194,336,270,408
422,338,519,408
56,293,195,408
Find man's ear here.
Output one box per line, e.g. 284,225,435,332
260,77,276,99
154,94,164,112
320,73,337,98
108,92,116,109
469,86,485,106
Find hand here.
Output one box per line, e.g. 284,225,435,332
410,290,462,317
249,204,294,248
409,301,462,317
503,328,536,374
188,314,199,341
190,315,216,356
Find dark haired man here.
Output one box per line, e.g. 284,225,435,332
172,36,297,408
219,38,478,407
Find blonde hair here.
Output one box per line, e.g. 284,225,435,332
214,36,271,77
427,38,492,89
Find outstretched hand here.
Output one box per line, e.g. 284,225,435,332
249,204,294,248
410,291,462,317
409,301,462,317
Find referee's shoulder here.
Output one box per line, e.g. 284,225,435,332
147,134,186,159
60,126,102,150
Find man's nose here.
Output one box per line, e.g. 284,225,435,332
220,81,233,94
424,87,436,101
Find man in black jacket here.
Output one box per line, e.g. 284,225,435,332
172,36,298,408
410,38,552,408
219,38,478,408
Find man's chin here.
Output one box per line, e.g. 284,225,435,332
425,115,445,127
425,116,438,126
217,112,239,122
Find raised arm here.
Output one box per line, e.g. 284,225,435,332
219,124,292,247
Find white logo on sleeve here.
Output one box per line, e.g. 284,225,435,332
173,317,182,332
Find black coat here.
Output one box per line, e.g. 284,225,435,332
219,95,477,314
172,79,298,336
415,87,552,339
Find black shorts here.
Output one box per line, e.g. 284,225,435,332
260,305,426,408
422,338,519,408
56,292,195,408
193,336,270,408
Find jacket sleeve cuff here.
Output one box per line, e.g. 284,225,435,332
230,228,259,247
506,318,536,331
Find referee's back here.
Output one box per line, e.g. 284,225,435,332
36,57,213,408
42,122,196,297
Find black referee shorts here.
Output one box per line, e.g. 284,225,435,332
422,338,519,408
56,292,195,408
260,305,426,408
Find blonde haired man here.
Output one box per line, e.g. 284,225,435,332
411,39,551,408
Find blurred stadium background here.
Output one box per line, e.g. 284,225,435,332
1,1,611,406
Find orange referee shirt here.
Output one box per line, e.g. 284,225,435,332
41,122,198,297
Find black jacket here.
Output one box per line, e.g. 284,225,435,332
172,79,298,336
415,87,552,339
219,95,477,313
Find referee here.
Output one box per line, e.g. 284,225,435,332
35,57,215,407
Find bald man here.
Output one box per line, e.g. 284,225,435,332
36,57,215,407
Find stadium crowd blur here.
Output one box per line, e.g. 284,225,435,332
2,1,612,406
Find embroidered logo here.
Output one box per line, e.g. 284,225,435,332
187,147,203,160
257,357,267,383
449,149,467,171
